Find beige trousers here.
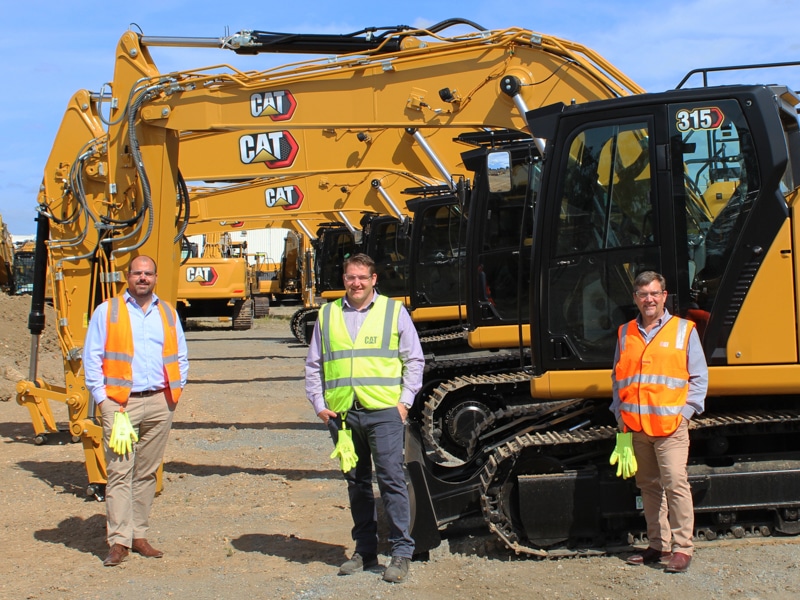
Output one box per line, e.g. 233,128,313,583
101,393,175,547
632,418,694,555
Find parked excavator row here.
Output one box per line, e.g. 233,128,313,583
164,19,641,352
20,21,800,560
180,223,304,321
182,169,450,339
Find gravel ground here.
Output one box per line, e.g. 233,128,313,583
1,297,799,599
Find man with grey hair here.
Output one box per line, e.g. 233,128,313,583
611,270,707,573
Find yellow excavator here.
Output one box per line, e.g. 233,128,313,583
181,169,440,326
255,230,303,308
406,67,800,556
176,231,256,329
251,251,297,310
17,20,647,519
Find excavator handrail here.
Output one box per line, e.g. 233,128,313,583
676,59,800,91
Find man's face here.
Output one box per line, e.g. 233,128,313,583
127,258,157,299
343,263,376,307
633,280,667,321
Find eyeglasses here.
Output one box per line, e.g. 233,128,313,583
129,270,156,278
344,274,373,283
634,290,664,299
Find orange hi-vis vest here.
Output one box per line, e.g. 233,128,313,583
615,316,694,436
103,296,183,404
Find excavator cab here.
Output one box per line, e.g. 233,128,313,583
408,199,466,311
452,139,541,350
362,214,411,301
12,241,36,295
278,231,303,303
312,224,358,298
528,86,795,384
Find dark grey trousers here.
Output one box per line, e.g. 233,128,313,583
333,405,414,558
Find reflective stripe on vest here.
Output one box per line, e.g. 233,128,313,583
102,297,183,404
616,316,693,436
157,301,183,403
319,295,402,413
103,297,135,401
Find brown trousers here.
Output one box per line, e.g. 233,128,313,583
100,393,175,547
632,418,694,555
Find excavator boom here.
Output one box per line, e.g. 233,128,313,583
20,21,644,510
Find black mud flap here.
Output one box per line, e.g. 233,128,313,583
405,421,486,555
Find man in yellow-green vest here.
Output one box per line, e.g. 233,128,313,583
84,255,189,567
611,271,707,573
305,253,424,584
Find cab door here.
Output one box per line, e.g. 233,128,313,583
532,107,673,374
407,195,466,312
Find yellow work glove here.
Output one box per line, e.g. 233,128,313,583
609,432,638,479
109,410,138,456
330,423,358,473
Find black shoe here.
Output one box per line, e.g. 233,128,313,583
338,551,378,575
382,555,410,583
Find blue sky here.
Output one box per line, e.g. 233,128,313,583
1,0,798,235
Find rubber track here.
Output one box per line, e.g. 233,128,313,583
465,398,592,456
290,307,318,343
476,395,800,558
422,369,531,463
420,328,469,354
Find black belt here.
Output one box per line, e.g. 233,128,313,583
129,388,165,398
351,398,369,411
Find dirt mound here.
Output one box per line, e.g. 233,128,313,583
0,293,62,401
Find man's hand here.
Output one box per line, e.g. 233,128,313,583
397,403,409,422
317,408,337,425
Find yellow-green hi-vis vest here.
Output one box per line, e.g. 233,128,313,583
318,295,403,413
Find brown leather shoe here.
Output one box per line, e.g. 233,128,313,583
665,552,692,573
103,543,129,566
626,547,672,566
132,538,164,558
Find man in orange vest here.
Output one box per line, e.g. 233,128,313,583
611,271,707,573
84,255,189,567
